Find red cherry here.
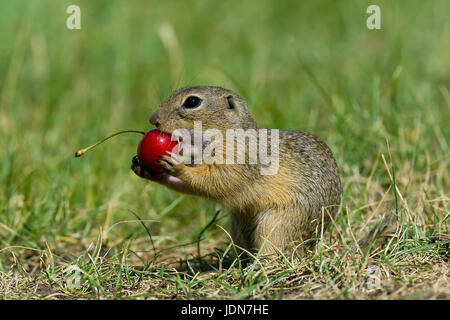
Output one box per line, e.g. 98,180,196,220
137,129,179,171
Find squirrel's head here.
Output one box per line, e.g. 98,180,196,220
149,86,257,134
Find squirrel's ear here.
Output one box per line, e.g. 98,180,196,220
226,95,237,110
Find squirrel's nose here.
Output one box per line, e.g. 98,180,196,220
149,113,160,128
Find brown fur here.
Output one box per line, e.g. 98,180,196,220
132,86,341,255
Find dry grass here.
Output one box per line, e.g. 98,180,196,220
1,151,448,299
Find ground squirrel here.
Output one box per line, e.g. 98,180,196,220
131,86,341,255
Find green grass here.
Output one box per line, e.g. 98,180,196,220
0,0,448,299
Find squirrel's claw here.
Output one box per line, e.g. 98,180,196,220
131,155,143,175
159,154,185,176
166,151,184,164
131,155,163,181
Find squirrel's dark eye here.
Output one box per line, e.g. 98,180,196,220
183,96,202,109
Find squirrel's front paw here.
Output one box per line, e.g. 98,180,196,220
159,152,187,177
131,156,164,181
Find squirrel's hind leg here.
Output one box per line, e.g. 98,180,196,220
252,207,315,256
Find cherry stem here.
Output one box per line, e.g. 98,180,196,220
75,130,145,157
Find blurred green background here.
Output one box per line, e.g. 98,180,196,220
0,0,448,267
